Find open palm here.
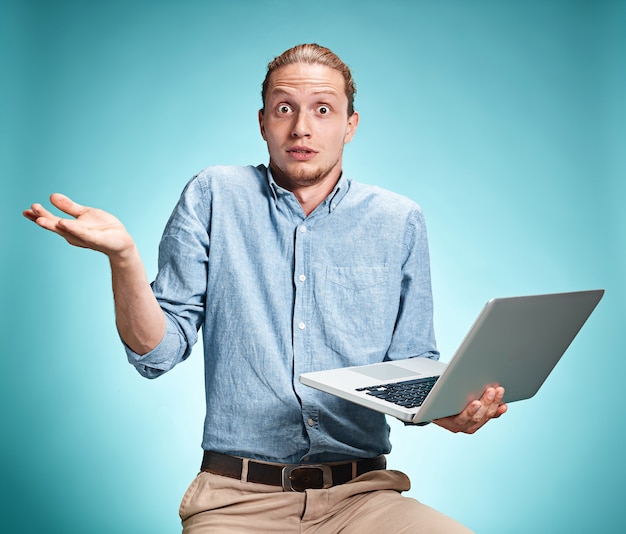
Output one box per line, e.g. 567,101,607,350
23,193,134,257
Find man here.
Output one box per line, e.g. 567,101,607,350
24,44,506,532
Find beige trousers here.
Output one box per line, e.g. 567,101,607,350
180,469,473,533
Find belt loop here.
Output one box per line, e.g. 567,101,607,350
241,458,249,482
351,461,357,479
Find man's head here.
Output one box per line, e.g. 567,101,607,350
258,45,359,204
261,43,357,116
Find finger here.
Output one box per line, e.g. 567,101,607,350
24,203,62,230
24,202,81,244
455,401,485,433
476,388,506,421
481,386,504,407
23,208,39,223
477,388,498,413
34,215,93,249
463,392,499,424
493,403,508,418
28,202,56,220
460,389,495,423
453,400,482,426
54,217,92,241
49,193,89,219
487,387,505,415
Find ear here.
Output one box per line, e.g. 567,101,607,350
258,109,267,140
344,111,359,144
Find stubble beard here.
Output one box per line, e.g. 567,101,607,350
270,157,342,190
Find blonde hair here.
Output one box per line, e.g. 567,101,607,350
261,43,357,115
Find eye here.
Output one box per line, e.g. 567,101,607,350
317,105,330,115
277,104,292,114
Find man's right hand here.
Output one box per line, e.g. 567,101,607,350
23,193,134,259
24,193,166,354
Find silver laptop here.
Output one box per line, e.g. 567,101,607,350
300,290,604,424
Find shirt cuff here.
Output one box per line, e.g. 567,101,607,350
123,321,185,379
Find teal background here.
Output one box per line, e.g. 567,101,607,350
2,0,624,532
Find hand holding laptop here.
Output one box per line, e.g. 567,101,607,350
433,385,507,434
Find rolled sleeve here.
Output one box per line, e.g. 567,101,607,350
124,316,188,378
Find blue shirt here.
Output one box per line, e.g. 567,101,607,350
125,164,438,463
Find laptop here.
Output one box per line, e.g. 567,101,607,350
300,289,604,424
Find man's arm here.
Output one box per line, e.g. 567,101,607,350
23,193,165,355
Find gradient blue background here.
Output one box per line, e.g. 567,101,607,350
2,1,624,532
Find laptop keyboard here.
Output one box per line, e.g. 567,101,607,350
356,376,439,409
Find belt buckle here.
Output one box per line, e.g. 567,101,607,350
281,464,333,492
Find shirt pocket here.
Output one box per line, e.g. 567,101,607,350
322,266,390,335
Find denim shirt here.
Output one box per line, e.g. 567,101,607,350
125,164,438,463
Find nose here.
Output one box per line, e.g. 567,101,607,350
291,111,311,138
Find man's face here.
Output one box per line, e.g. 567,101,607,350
259,63,359,191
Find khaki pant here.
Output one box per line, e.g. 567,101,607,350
180,469,473,533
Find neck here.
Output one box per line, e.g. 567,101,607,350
292,182,337,216
270,165,341,216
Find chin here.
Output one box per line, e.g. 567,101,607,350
288,164,337,185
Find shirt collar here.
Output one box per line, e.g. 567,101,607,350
266,165,350,215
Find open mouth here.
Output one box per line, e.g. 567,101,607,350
288,147,317,161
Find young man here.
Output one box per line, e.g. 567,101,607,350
24,44,506,533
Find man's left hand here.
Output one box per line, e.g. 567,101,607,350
433,386,507,434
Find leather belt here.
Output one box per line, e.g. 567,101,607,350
201,451,386,492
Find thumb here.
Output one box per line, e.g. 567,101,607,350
50,193,89,219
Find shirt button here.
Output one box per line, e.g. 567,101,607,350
299,274,306,282
300,226,307,233
298,322,306,330
307,418,314,427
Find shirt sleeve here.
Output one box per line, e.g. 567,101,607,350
385,207,440,362
124,175,210,378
